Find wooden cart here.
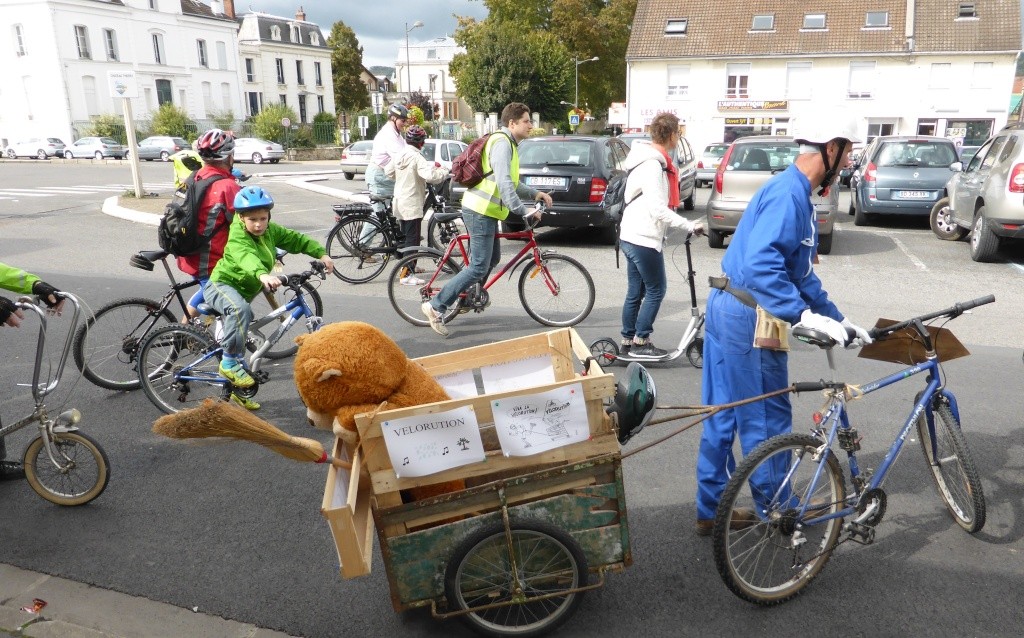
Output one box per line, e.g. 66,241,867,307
322,328,629,637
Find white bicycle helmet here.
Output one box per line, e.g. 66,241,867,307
793,119,862,147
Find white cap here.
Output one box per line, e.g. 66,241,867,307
792,118,862,147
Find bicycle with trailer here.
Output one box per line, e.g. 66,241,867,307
0,292,110,506
588,233,705,369
133,260,328,414
72,248,323,392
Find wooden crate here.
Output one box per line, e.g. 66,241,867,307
320,438,374,578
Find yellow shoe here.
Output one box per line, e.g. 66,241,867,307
230,393,261,411
219,360,255,388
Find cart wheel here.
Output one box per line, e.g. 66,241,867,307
589,338,619,367
444,520,588,638
685,337,704,369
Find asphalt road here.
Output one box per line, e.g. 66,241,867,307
0,162,1022,637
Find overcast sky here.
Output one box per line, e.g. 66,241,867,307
247,1,489,69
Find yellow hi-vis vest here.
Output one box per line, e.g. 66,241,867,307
461,132,518,221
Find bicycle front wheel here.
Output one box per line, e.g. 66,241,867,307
72,297,177,391
326,216,392,284
137,324,225,414
426,212,465,251
917,401,986,533
387,253,463,326
250,283,324,360
24,431,110,506
713,433,846,605
518,253,595,327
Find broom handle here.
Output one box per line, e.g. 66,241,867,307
322,453,352,470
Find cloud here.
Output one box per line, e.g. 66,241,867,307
242,1,489,68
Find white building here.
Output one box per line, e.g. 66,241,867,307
236,7,335,123
0,0,244,146
396,35,471,125
625,0,1022,157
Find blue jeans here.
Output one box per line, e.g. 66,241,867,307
431,209,500,312
620,240,667,340
204,281,252,357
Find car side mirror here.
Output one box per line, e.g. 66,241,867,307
950,161,963,172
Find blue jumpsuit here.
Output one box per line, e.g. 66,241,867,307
695,164,844,521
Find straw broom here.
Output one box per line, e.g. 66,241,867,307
153,399,351,469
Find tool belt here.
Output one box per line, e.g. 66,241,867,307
709,275,790,351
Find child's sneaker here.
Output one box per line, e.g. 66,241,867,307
230,393,261,411
400,275,426,286
219,359,255,388
421,302,449,337
0,461,25,481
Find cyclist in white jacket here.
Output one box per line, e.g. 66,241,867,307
618,112,704,358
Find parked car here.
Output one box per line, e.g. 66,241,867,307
848,135,960,226
958,145,981,166
419,138,468,171
838,145,863,187
233,137,284,164
512,135,631,241
339,140,373,180
930,125,1024,261
615,132,697,209
705,136,839,254
128,136,189,161
64,137,125,160
696,143,729,187
5,137,66,159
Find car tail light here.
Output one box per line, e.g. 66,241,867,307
714,145,735,194
341,149,349,159
1009,164,1024,193
697,160,705,169
265,145,272,150
863,161,877,183
590,177,607,203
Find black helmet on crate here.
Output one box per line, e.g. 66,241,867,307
387,103,409,120
405,125,427,147
607,362,657,445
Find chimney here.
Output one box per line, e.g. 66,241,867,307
224,0,235,18
296,6,306,21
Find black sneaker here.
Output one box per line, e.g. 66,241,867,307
619,340,632,354
0,461,25,481
631,341,667,358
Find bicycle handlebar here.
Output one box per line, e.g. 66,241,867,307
277,260,328,288
867,294,996,340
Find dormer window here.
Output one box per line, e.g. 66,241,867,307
310,32,319,46
270,25,281,40
427,48,437,59
865,11,888,27
751,15,774,31
957,3,976,18
665,19,688,36
291,25,300,42
803,13,826,29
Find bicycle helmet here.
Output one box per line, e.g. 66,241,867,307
405,125,427,146
196,128,235,160
387,103,409,119
234,185,275,213
792,116,861,195
607,362,657,445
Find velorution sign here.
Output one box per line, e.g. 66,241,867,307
381,405,485,478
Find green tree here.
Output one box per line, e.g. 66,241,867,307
249,103,298,144
210,109,237,131
327,21,370,114
150,103,197,139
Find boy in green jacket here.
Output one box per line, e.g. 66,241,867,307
204,186,333,409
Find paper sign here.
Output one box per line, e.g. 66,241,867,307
492,383,590,457
381,405,485,477
435,368,478,398
479,355,555,394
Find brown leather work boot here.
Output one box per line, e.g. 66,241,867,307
695,507,758,536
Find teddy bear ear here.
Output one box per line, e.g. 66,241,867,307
295,333,307,347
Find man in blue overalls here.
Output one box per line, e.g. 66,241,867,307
694,121,874,535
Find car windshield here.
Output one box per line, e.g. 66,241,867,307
876,141,957,168
47,138,63,144
420,142,436,162
704,144,729,157
519,141,594,167
726,143,798,172
100,138,118,144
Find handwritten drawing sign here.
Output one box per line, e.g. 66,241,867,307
435,368,478,399
381,405,485,478
479,355,555,394
492,382,590,457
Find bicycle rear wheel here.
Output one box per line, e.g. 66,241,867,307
518,253,595,327
73,297,177,391
326,216,392,283
250,282,324,360
917,401,986,533
24,431,110,506
387,252,463,326
713,433,846,605
137,324,226,414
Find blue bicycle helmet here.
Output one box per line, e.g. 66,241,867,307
234,185,275,212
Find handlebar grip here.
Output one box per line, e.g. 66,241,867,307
793,381,828,393
958,294,995,311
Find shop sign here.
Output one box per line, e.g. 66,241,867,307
725,118,750,125
717,100,788,111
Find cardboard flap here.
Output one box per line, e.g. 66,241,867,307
858,318,970,365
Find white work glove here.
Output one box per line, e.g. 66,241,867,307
841,317,874,347
796,309,847,346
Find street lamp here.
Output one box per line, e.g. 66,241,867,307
405,20,423,99
573,55,599,110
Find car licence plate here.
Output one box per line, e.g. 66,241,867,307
898,190,929,199
526,176,567,189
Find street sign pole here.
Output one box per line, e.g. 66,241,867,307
108,70,144,198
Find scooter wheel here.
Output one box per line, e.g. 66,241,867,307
686,337,704,369
589,338,619,366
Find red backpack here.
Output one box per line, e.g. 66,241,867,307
450,132,511,187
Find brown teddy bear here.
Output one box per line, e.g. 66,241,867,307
293,321,464,500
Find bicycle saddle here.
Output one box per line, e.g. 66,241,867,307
130,250,169,271
369,194,391,204
433,210,462,223
195,303,222,318
792,326,839,349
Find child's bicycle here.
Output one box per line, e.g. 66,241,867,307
712,295,994,605
387,204,596,328
134,261,328,414
72,249,323,392
1,293,111,505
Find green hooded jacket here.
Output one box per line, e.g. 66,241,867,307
0,262,40,295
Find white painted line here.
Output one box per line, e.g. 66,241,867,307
1010,263,1024,274
0,191,51,197
891,235,928,271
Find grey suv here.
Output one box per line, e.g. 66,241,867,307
706,136,839,254
930,125,1024,261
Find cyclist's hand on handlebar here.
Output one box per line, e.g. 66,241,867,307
319,255,335,275
260,273,282,292
690,220,706,237
841,317,873,347
535,192,553,208
796,309,847,346
0,296,24,328
32,280,65,315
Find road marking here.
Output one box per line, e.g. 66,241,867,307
0,190,51,197
891,236,928,271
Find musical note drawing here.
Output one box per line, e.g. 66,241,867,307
402,457,409,466
442,446,450,455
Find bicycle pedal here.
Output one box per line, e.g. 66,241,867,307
843,521,876,545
